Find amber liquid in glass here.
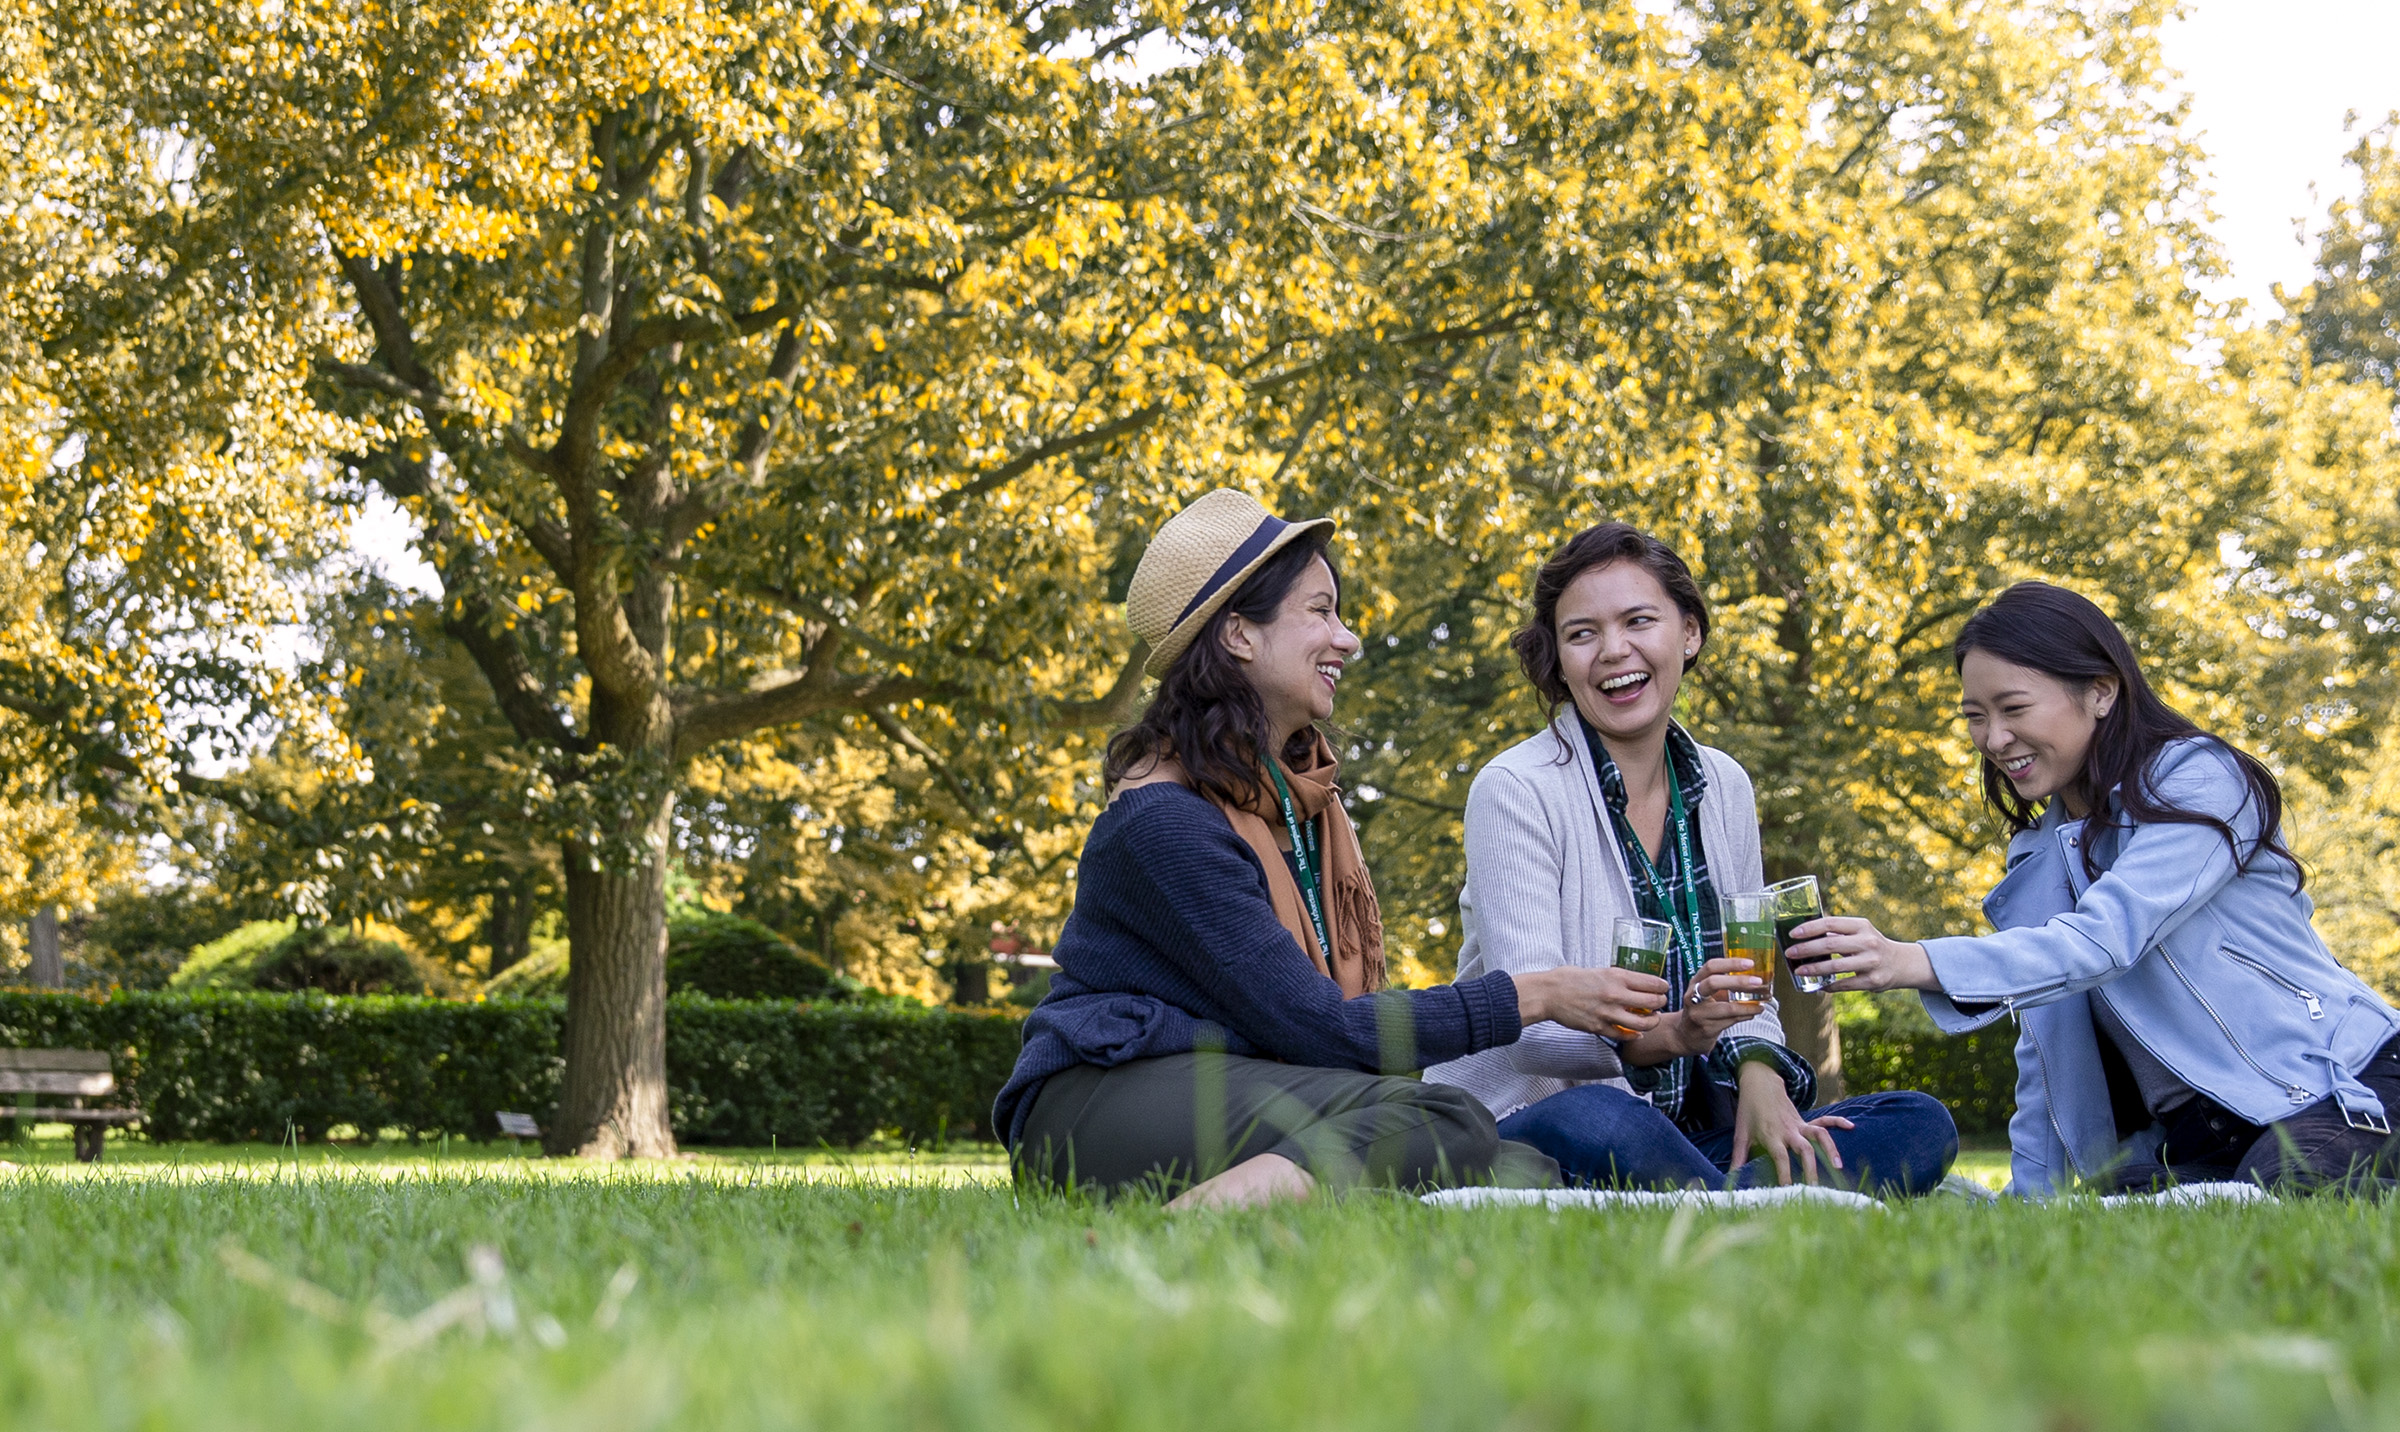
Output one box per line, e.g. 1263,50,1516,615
1724,922,1776,1002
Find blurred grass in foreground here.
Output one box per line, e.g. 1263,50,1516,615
0,1142,2380,1430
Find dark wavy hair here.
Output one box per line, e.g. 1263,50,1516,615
1511,522,1710,750
1103,534,1336,805
1954,581,2298,886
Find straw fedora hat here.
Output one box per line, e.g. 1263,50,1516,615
1126,489,1336,678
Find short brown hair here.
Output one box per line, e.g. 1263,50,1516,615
1510,522,1711,731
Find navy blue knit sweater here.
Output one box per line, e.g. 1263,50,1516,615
992,783,1524,1148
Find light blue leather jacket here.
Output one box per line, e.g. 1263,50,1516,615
1921,738,2400,1196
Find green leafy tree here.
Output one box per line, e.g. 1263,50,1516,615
1322,0,2400,1081
205,578,564,977
2295,116,2400,388
35,0,1787,1153
34,0,2400,1144
2252,115,2400,998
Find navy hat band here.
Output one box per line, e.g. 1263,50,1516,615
1172,515,1290,629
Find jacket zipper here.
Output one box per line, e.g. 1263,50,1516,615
2160,946,2311,1103
2020,1009,2082,1180
2223,950,2324,1020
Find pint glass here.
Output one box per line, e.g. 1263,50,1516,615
1768,875,1833,994
1610,916,1674,1038
1717,891,1776,1003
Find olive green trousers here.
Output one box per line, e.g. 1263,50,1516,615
1014,1051,1561,1197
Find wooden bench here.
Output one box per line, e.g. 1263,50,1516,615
0,1050,141,1162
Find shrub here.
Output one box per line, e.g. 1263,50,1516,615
0,991,1018,1145
480,914,864,1003
664,996,1018,1144
483,942,567,998
248,927,457,996
170,923,455,997
69,885,247,990
666,911,850,1002
169,921,296,988
1840,1019,2019,1137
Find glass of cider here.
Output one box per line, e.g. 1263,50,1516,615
1717,891,1777,1003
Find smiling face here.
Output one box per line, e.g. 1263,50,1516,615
1222,554,1359,743
1957,649,2119,816
1555,560,1702,751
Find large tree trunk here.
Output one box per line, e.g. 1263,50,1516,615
484,878,538,976
27,907,61,989
549,793,679,1158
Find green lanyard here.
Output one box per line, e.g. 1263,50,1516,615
1266,763,1332,963
1608,762,1705,987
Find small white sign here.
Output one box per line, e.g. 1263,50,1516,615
495,1111,542,1139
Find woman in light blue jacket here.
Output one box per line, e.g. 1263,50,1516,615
1793,582,2400,1194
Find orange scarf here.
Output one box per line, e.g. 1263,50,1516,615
1135,733,1387,997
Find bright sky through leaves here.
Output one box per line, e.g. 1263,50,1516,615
2164,0,2400,315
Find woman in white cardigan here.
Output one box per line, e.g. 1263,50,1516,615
1425,523,1957,1192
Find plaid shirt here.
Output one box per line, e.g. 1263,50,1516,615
1583,717,1817,1132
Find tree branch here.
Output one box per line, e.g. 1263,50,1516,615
660,324,809,546
867,706,982,812
617,121,685,201
523,517,577,579
935,403,1164,512
0,693,303,827
334,253,426,384
1267,386,1332,486
356,446,587,752
328,241,594,760
834,33,992,116
317,359,445,412
45,64,437,362
1368,787,1467,815
1045,642,1150,727
441,591,587,752
672,670,936,761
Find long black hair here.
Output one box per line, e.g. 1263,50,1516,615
1953,581,2298,886
1103,533,1336,805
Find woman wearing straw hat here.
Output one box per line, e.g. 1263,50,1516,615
994,490,1666,1207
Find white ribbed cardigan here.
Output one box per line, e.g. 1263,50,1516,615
1423,714,1785,1121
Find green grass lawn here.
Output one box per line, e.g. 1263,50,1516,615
0,1135,2388,1430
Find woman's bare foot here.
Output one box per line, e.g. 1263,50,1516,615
1166,1153,1316,1210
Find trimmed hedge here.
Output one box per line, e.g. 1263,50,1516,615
664,998,1016,1145
1841,1019,2020,1137
0,991,1020,1146
0,989,2020,1147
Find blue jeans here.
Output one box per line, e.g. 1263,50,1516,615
1496,1084,1959,1195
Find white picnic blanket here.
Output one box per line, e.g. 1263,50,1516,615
1420,1184,1883,1212
2096,1180,2276,1207
1422,1178,2279,1210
